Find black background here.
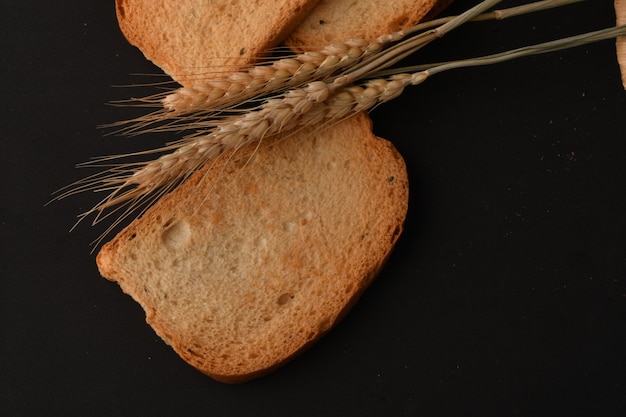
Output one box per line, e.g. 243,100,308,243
2,1,626,416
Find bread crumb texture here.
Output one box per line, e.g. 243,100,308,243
97,113,408,382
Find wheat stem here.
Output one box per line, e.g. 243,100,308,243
331,0,503,90
408,0,585,35
371,24,626,79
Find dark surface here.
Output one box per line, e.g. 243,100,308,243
2,1,625,416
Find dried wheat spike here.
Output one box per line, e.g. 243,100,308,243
85,72,431,223
161,33,409,114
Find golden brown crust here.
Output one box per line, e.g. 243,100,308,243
97,113,409,382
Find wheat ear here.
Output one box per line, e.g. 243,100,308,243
105,38,386,136
72,75,421,222
162,38,391,113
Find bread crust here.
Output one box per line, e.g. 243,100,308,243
97,113,408,382
115,0,320,87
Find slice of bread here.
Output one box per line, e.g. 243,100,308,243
97,112,409,382
284,0,447,50
115,0,320,87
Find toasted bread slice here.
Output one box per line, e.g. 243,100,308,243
115,0,320,87
284,0,447,50
97,113,408,382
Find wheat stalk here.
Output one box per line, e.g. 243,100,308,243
77,20,626,223
53,0,626,247
66,0,499,219
112,0,588,138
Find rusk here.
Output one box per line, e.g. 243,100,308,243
97,113,409,382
